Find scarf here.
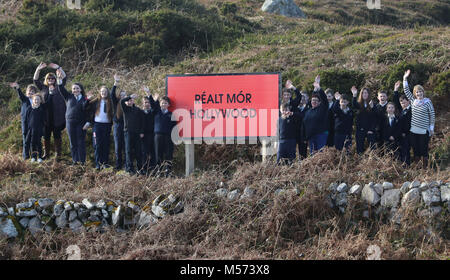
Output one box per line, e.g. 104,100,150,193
413,98,431,107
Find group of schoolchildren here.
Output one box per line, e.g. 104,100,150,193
10,63,176,176
277,73,435,167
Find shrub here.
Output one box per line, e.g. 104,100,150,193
307,68,365,95
427,70,450,98
380,61,435,91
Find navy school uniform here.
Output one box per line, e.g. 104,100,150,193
326,101,335,147
374,102,388,148
25,104,46,160
59,84,88,164
120,96,144,174
16,88,33,159
352,97,377,154
110,86,125,170
296,104,309,159
278,111,301,163
394,90,412,165
141,95,158,174
303,88,329,154
153,102,177,175
331,102,354,152
381,114,401,158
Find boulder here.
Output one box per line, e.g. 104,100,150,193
69,210,78,222
373,183,384,196
82,198,95,210
409,181,420,189
28,217,43,236
401,188,421,207
381,189,401,208
261,0,306,18
382,182,394,190
137,211,158,229
16,201,33,209
440,185,450,202
0,207,6,217
419,182,429,191
335,192,348,207
96,200,106,209
361,183,380,205
349,184,362,195
53,200,65,216
16,208,37,217
55,210,68,228
400,182,410,194
240,187,256,199
0,216,19,238
227,189,240,201
328,183,338,193
215,188,228,197
37,198,54,209
19,217,30,229
112,206,123,226
69,219,83,233
421,188,441,206
337,183,348,193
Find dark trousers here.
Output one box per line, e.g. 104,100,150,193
399,134,411,165
296,138,307,160
66,120,86,164
410,132,429,158
326,130,334,147
113,121,125,170
25,130,42,160
355,129,376,154
309,132,328,155
93,122,112,168
21,122,29,159
277,139,296,164
141,132,156,174
334,133,352,152
154,133,174,175
124,131,142,174
44,123,64,141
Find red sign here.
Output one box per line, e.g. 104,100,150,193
166,73,280,140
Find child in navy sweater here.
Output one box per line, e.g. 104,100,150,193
141,86,158,175
121,94,144,174
381,102,401,158
393,81,412,165
26,95,47,163
277,103,301,164
331,92,354,152
352,86,377,154
153,94,177,177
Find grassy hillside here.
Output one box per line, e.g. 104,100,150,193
0,0,449,259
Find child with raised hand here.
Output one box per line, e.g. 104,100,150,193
325,88,335,148
381,102,401,159
374,90,389,149
283,80,302,112
141,86,158,175
303,75,329,155
393,81,412,165
26,94,47,163
56,68,88,165
296,90,310,159
403,69,435,167
331,92,354,152
110,74,126,170
33,62,67,160
10,82,37,160
352,86,377,154
277,102,301,164
153,93,177,177
120,93,144,174
85,81,114,170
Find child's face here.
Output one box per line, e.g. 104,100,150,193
400,98,410,110
26,87,36,98
72,84,81,96
160,100,169,111
32,96,41,107
340,99,349,109
311,97,320,108
387,104,395,115
415,88,424,100
362,90,369,101
282,92,291,102
326,93,333,102
378,93,387,103
100,87,108,99
126,98,134,107
143,100,151,110
280,106,290,115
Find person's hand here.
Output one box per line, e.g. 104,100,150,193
429,129,434,137
9,82,19,89
113,74,120,84
140,133,144,138
367,131,373,134
315,75,320,84
402,133,406,137
82,123,90,130
56,68,63,79
334,91,341,100
86,91,94,100
130,93,137,99
37,62,47,70
403,69,410,80
369,100,374,108
351,86,357,97
48,63,60,69
389,136,394,141
285,80,295,90
142,86,150,94
120,91,126,98
394,81,401,92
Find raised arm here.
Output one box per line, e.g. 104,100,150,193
33,62,47,90
393,81,402,112
402,69,415,103
10,83,28,103
56,69,70,100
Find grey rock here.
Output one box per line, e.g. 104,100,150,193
328,183,338,193
325,195,334,208
96,200,106,209
7,207,14,216
337,183,348,193
137,211,158,228
16,208,38,217
151,205,166,218
274,188,286,196
389,208,402,225
362,210,370,219
88,214,101,222
89,210,101,217
41,209,52,216
261,0,307,18
349,184,362,195
401,188,421,207
171,201,184,215
77,208,89,220
0,207,6,217
419,182,429,191
73,203,81,211
112,206,122,226
82,198,95,210
37,198,54,209
421,188,441,206
19,217,30,229
227,189,240,201
16,201,33,209
69,219,83,233
64,201,73,211
28,197,37,205
28,217,43,236
0,217,19,238
240,187,256,199
381,189,401,208
440,185,450,202
361,183,380,206
69,210,78,222
429,181,440,188
101,209,109,219
55,210,68,228
338,206,346,213
215,188,228,197
127,201,140,213
410,181,420,189
400,182,410,194
373,183,384,196
382,182,394,190
335,192,348,206
431,206,442,216
53,200,65,216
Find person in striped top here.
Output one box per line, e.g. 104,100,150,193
403,69,435,168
